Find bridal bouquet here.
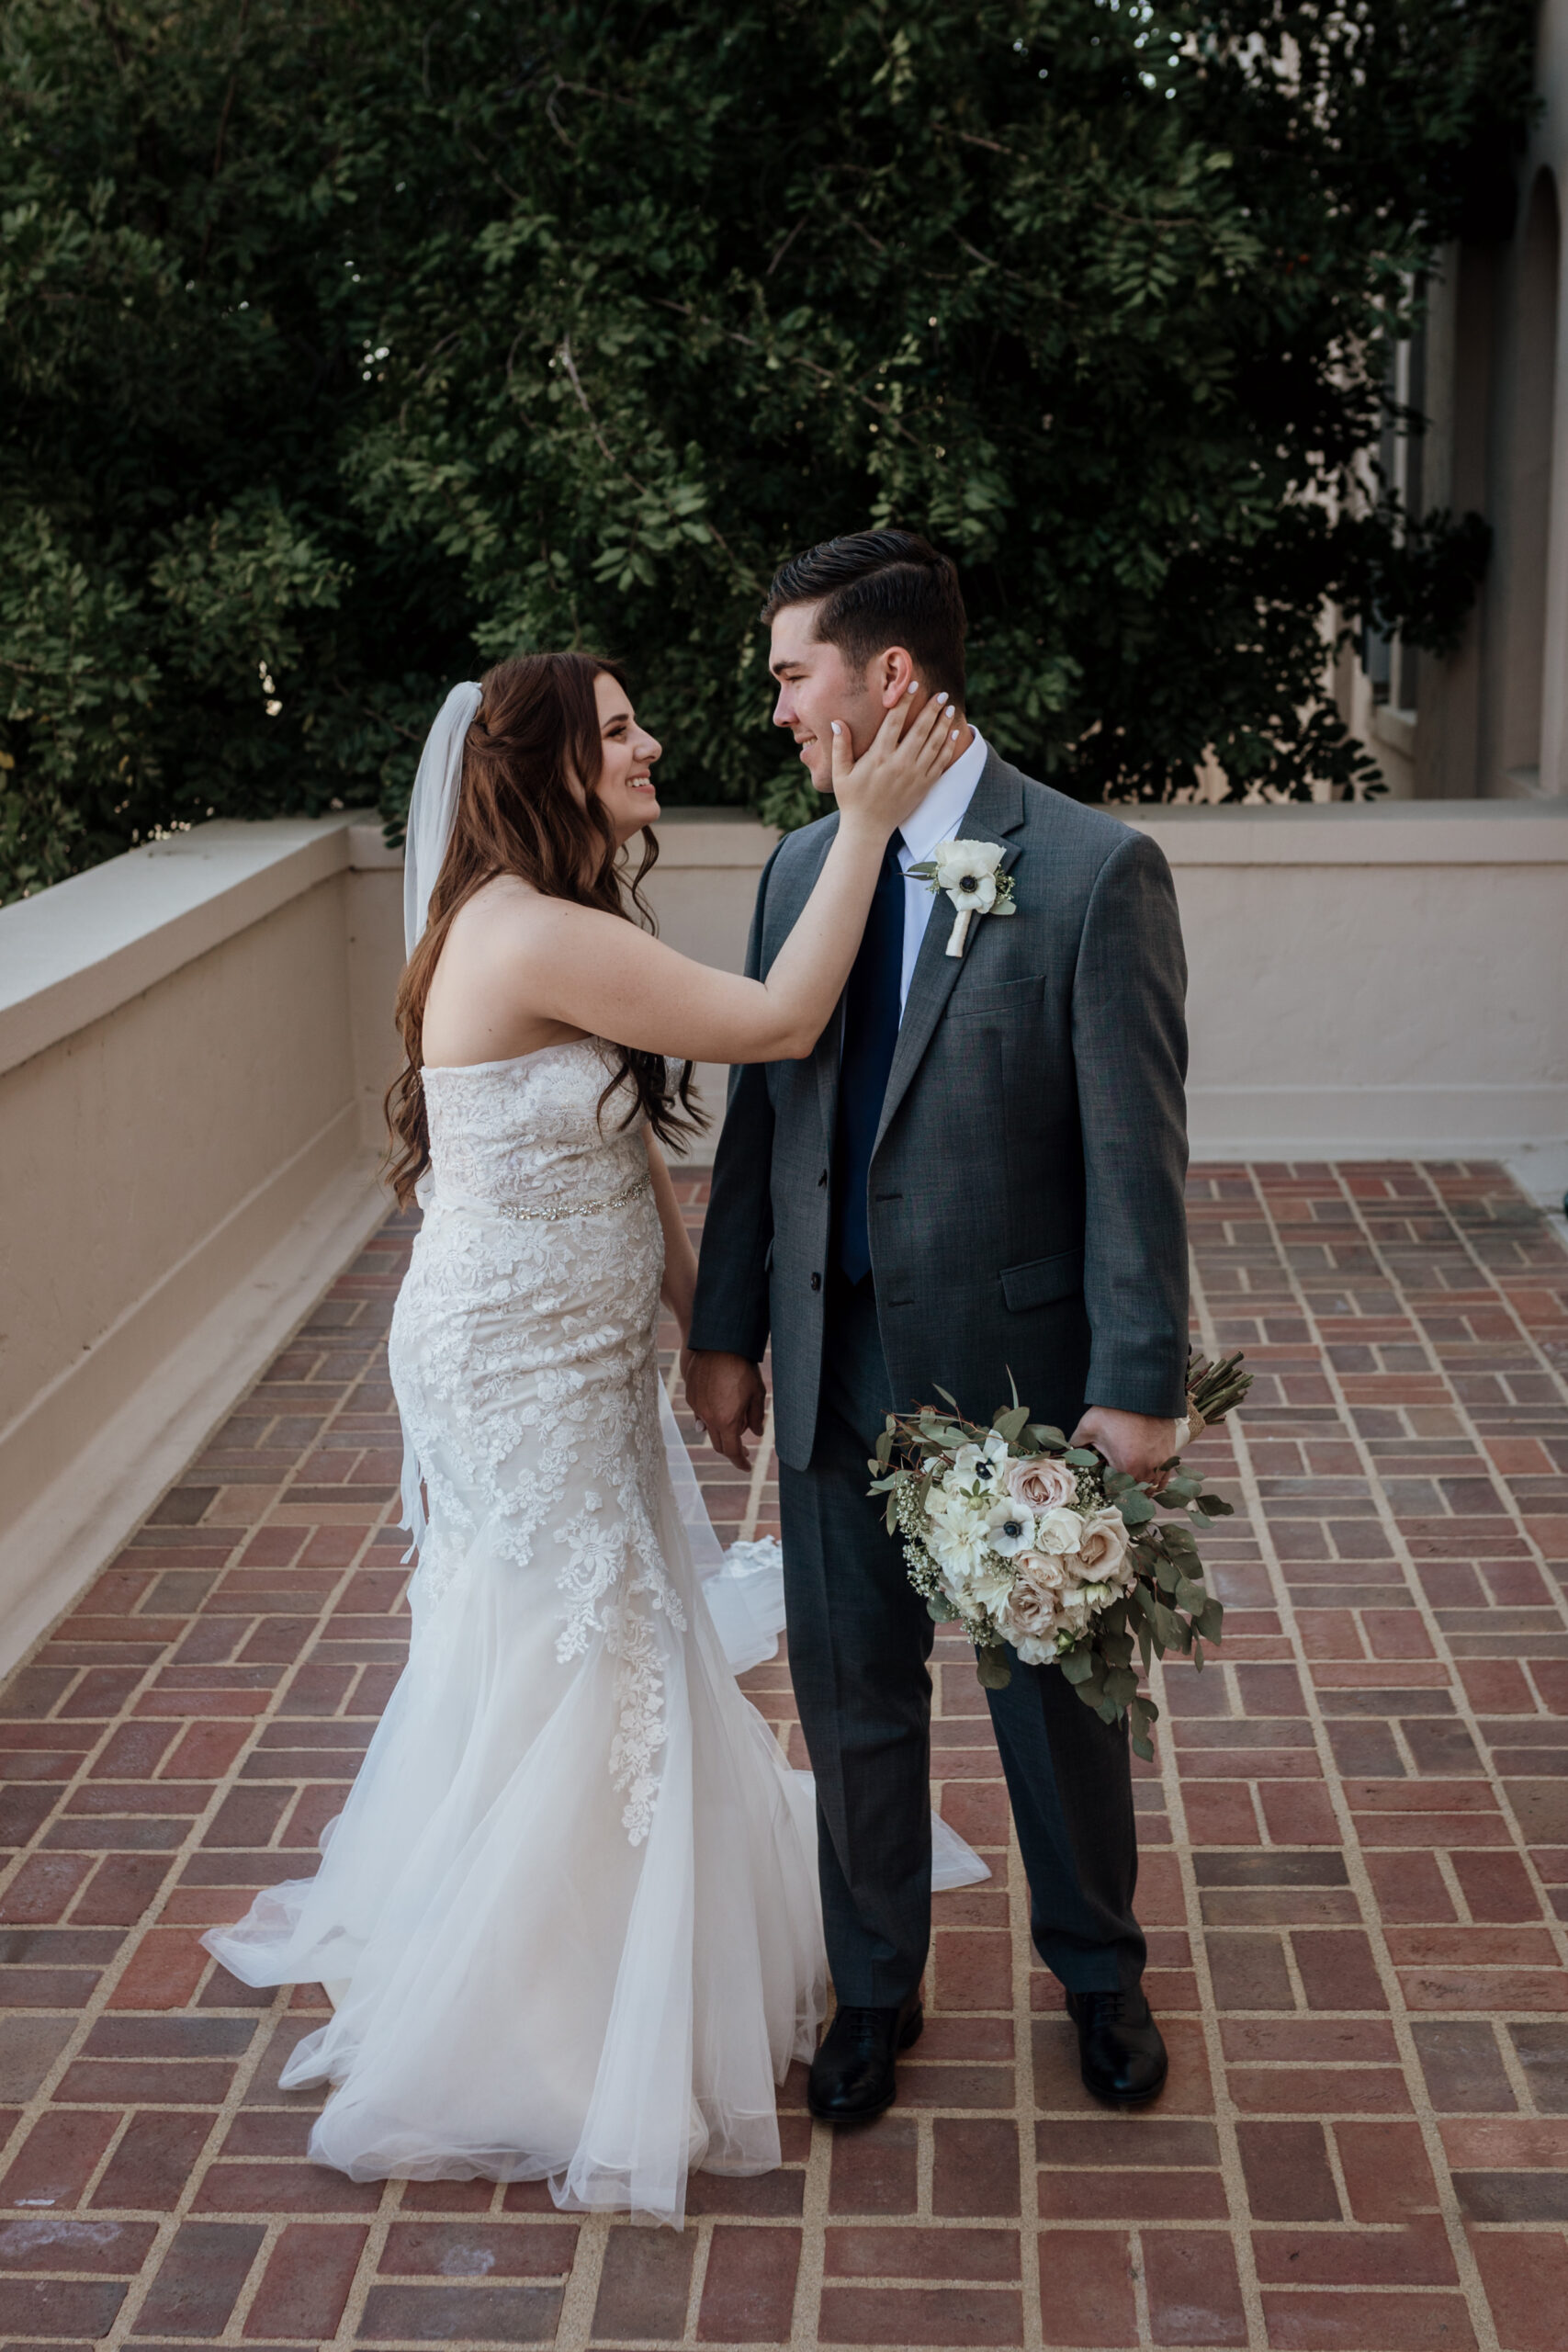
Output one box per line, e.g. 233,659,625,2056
867,1352,1251,1758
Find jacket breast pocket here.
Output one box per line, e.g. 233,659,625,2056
1001,1249,1082,1312
947,973,1047,1019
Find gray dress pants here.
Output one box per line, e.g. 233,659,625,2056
778,1272,1147,2008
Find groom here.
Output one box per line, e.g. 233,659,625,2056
686,529,1190,2121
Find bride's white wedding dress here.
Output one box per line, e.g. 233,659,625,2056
206,1036,984,2226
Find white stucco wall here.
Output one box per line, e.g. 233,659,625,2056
1123,802,1568,1157
0,818,397,1678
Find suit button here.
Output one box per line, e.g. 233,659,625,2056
809,1272,822,1292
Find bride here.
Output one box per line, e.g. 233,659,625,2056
205,650,970,2226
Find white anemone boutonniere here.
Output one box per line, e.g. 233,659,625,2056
908,838,1017,958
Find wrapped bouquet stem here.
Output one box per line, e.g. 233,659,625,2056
867,1351,1251,1760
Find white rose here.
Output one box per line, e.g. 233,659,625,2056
1006,1455,1077,1512
1002,1573,1061,1648
1032,1504,1088,1557
1076,1509,1134,1588
1003,1552,1078,1660
1015,1547,1068,1595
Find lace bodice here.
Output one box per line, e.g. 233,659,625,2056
423,1036,649,1215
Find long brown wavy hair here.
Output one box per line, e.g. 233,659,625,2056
385,652,705,1207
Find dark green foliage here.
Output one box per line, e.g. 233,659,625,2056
0,0,1536,896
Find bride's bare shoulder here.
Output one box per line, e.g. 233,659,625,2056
446,876,603,958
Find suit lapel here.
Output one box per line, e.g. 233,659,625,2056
873,752,1026,1154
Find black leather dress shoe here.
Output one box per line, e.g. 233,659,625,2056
807,1995,924,2122
1066,1987,1168,2105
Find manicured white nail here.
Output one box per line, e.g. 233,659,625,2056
951,728,960,739
934,691,949,707
906,680,918,695
830,720,842,736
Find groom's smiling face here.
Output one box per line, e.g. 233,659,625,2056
768,602,889,795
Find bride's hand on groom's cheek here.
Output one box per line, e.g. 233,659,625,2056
684,1350,768,1472
829,681,957,821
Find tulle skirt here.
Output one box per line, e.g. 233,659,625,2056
205,1386,986,2225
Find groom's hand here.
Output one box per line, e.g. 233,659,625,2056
684,1350,768,1473
1070,1406,1179,1491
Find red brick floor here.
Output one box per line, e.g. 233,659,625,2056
2,1159,1566,2350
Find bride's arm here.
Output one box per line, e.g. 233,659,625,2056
647,1137,697,1340
472,692,954,1067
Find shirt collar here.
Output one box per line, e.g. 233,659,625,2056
897,726,989,866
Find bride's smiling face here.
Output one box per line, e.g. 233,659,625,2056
589,671,662,845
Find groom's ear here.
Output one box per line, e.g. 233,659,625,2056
874,646,919,708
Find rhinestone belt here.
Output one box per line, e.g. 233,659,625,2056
483,1171,652,1225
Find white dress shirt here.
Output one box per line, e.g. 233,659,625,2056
894,726,989,1012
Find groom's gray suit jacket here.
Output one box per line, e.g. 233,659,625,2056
690,751,1190,1462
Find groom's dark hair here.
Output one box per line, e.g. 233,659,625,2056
762,528,967,702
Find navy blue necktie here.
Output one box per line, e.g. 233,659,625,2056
831,834,906,1285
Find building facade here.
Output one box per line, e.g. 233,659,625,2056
1339,0,1568,798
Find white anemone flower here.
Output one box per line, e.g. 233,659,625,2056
932,839,1005,898
950,1431,1010,1491
984,1497,1037,1557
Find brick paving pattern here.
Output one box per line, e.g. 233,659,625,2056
1,1159,1565,2349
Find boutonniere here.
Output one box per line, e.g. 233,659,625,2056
908,839,1018,958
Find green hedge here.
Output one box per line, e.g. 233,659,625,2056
0,0,1533,896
